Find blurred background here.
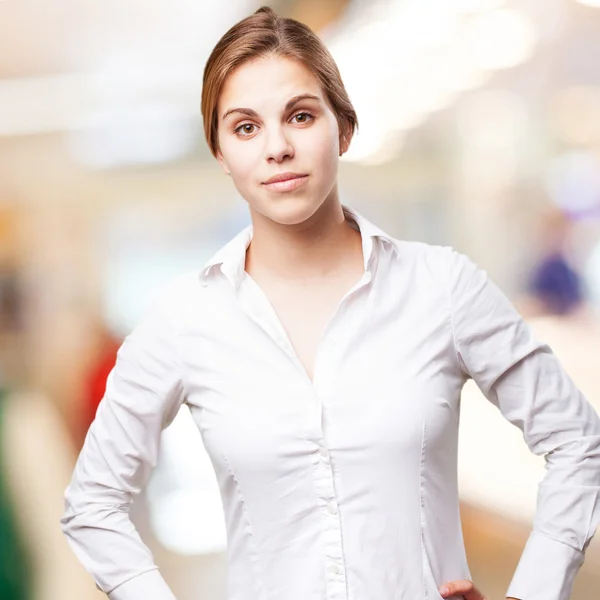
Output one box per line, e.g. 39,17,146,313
1,0,600,598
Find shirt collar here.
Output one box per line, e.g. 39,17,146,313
199,204,399,287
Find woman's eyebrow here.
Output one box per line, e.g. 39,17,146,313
284,93,321,111
221,93,322,121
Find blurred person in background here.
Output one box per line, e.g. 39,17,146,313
522,207,586,318
78,320,122,447
60,6,600,600
0,267,94,600
0,249,32,598
0,386,32,600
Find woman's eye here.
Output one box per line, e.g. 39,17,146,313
234,123,257,136
233,113,313,136
292,112,313,124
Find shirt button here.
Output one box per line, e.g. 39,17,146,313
328,565,340,575
319,445,328,457
327,502,337,515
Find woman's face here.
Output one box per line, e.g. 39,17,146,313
216,54,348,226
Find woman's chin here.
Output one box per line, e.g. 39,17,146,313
255,196,324,226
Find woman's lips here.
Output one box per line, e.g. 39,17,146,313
262,174,308,193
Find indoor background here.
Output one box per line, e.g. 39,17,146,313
0,0,600,599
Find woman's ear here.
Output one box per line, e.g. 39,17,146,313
339,132,351,157
216,149,231,176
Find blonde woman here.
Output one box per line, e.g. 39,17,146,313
61,7,600,600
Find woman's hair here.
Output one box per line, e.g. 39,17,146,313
201,5,358,157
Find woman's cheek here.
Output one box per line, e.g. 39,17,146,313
295,133,332,168
313,136,340,175
227,144,260,180
317,123,341,159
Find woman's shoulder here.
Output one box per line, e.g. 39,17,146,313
155,270,203,300
388,238,465,281
143,270,209,322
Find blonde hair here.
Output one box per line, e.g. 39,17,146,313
201,5,358,157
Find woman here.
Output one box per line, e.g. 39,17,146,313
61,7,600,600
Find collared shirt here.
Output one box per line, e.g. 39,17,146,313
61,206,600,600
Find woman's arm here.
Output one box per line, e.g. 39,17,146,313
60,281,187,600
447,248,600,600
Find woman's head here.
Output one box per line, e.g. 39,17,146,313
200,6,358,225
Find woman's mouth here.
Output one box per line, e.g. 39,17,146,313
262,174,309,193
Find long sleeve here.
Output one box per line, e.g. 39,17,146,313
447,248,600,600
60,282,187,600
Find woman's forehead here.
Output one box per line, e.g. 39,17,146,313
218,56,323,114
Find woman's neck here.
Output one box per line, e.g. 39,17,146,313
245,198,363,283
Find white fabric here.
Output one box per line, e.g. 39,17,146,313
109,569,177,600
61,206,600,600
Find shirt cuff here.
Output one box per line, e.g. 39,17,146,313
107,569,177,600
506,531,585,600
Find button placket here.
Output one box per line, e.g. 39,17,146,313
308,283,372,600
311,388,347,600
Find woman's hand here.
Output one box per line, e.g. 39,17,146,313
438,579,488,599
439,581,520,600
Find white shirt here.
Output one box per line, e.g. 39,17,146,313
61,206,600,600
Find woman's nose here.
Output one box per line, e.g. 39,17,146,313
265,129,294,163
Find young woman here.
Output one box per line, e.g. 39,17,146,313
61,7,600,600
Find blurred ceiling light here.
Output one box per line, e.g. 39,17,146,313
0,68,200,146
550,86,600,145
453,0,506,12
72,1,256,83
411,79,460,115
388,105,429,133
346,132,406,167
0,0,253,139
387,0,459,49
434,47,491,93
341,116,391,164
575,0,600,6
328,22,391,79
0,74,89,136
458,90,526,150
64,52,201,167
381,71,450,125
67,102,199,168
326,1,537,165
465,9,536,70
